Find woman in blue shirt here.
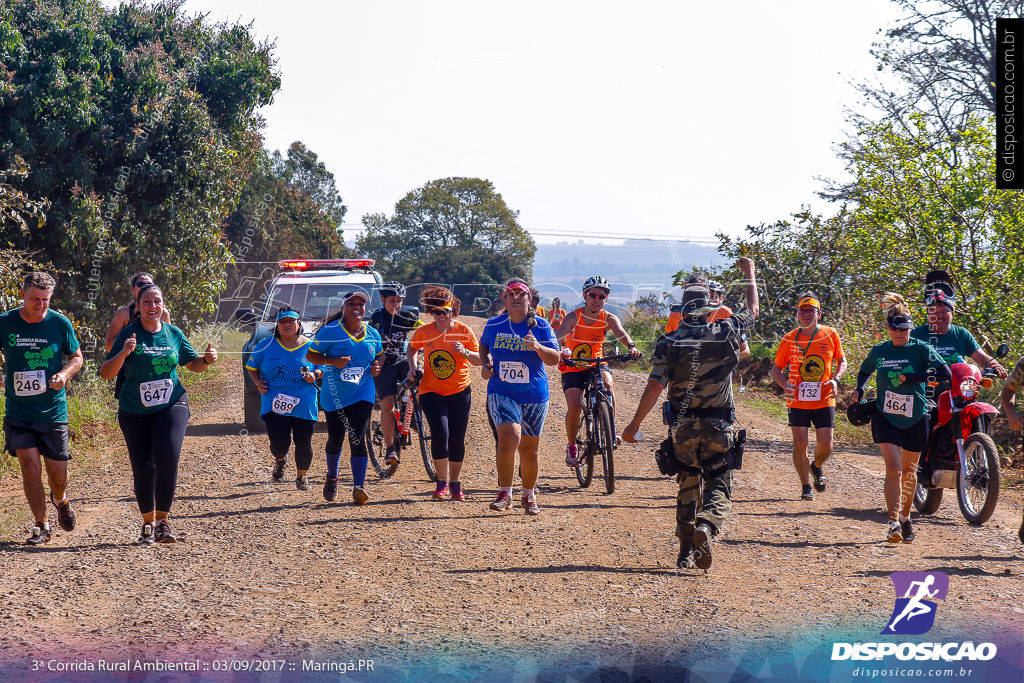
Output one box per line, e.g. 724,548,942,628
245,306,323,490
307,291,383,505
479,278,560,515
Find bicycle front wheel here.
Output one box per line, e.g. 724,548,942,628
575,413,594,488
367,403,399,479
412,392,437,482
596,399,615,493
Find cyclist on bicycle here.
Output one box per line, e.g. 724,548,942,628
558,276,641,468
369,281,422,466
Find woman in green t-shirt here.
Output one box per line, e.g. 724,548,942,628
100,284,218,544
852,294,950,545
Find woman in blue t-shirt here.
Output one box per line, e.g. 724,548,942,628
479,278,560,515
307,291,383,506
245,306,323,490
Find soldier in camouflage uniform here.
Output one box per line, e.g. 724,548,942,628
998,356,1024,545
623,258,758,570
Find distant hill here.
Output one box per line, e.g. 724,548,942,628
531,239,726,306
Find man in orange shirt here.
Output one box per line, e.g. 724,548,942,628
770,293,847,500
666,281,749,358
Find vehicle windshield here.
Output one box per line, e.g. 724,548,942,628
261,283,382,322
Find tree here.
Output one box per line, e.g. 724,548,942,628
0,0,280,350
839,0,1007,175
356,177,535,297
271,142,347,228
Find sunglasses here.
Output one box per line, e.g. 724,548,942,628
427,308,451,316
586,292,607,300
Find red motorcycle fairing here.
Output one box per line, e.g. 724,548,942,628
937,391,953,427
958,401,999,440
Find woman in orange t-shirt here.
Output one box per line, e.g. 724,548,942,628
408,285,481,501
770,294,847,501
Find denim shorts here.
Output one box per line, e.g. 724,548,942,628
487,393,549,438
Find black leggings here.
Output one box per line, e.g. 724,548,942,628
119,395,190,515
324,401,373,459
419,387,471,463
262,412,315,470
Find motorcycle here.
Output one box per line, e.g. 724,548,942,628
913,345,1009,525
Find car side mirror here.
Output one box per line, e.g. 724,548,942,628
234,307,256,329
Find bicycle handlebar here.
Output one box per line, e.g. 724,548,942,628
561,353,642,368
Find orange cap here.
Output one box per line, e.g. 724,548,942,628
797,296,820,310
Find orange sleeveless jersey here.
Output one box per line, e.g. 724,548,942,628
562,308,608,373
409,320,480,396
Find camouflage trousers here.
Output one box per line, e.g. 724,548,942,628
672,417,736,542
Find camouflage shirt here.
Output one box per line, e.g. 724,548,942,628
648,309,755,410
1005,357,1024,394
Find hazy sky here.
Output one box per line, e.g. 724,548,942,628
172,0,903,245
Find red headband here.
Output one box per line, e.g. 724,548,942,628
505,282,530,296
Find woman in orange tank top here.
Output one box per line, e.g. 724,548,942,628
555,276,642,468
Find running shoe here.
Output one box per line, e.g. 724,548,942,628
677,540,696,570
51,493,76,531
450,482,465,502
154,519,177,543
352,487,369,506
615,432,622,447
886,521,903,543
295,475,309,491
139,522,156,546
565,443,580,468
272,458,286,482
801,484,814,501
692,523,714,570
432,485,451,501
323,477,338,502
489,491,512,511
901,519,915,544
25,524,52,546
522,496,540,516
810,463,826,492
384,446,400,466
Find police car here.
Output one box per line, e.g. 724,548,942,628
235,259,384,432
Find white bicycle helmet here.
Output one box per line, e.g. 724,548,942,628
582,275,611,294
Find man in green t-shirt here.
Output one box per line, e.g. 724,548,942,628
0,272,84,545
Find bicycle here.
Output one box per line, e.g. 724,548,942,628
562,352,640,493
367,371,435,482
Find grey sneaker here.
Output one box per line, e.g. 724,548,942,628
801,484,814,501
810,463,826,492
296,475,309,491
522,496,540,516
26,524,52,546
139,522,156,545
886,521,903,543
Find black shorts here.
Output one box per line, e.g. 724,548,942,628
788,406,836,429
871,413,929,452
4,418,70,461
373,359,410,399
560,366,608,393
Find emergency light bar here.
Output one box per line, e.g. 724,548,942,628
278,259,376,271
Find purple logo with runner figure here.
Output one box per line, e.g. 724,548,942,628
882,571,949,635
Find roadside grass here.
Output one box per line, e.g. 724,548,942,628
0,323,245,537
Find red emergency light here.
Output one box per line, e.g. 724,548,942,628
278,259,376,271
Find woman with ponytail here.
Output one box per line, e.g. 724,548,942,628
479,278,560,514
851,293,950,544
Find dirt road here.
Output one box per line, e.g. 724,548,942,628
1,317,1022,679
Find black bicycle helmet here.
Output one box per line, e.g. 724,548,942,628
380,281,406,298
846,400,875,427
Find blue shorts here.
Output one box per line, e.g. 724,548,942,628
487,393,549,438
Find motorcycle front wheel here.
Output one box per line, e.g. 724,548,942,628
956,433,1000,525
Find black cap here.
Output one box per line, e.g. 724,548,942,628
846,400,875,427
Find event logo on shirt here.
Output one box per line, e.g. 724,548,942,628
429,350,456,380
25,345,56,369
572,344,592,359
151,355,178,374
800,355,825,381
